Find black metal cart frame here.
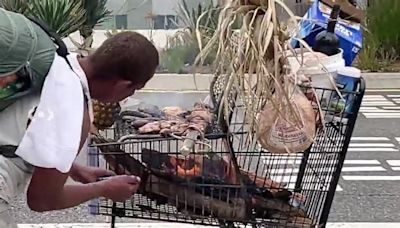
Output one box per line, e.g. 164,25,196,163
87,73,365,228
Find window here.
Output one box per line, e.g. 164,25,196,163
153,15,178,30
115,15,128,29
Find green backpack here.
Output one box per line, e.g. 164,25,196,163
0,8,73,112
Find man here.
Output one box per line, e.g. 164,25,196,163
0,8,159,226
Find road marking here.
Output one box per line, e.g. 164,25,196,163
342,176,400,181
362,96,393,100
270,166,385,174
328,223,400,228
286,183,343,192
386,160,400,166
16,223,400,228
363,115,400,118
348,148,398,152
263,157,382,165
362,113,400,117
349,143,395,147
263,159,381,165
361,102,396,106
351,137,389,141
359,95,400,118
390,167,400,171
360,109,400,113
344,160,380,165
364,95,385,98
341,166,386,172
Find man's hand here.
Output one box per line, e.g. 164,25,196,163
70,163,115,184
98,175,141,202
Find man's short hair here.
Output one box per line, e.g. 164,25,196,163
90,31,159,85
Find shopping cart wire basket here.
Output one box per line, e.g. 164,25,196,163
87,73,365,228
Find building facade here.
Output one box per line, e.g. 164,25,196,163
97,0,368,30
97,0,217,30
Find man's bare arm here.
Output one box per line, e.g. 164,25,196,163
26,102,139,212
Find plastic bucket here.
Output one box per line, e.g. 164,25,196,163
296,49,345,106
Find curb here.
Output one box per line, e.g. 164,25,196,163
142,73,400,92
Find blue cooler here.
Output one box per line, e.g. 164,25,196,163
291,0,363,66
335,66,361,114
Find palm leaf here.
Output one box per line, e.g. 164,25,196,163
79,0,112,39
1,0,86,38
0,0,31,15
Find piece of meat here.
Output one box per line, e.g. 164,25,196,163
163,106,186,117
120,110,152,118
138,103,163,118
131,118,152,128
187,110,213,124
160,121,172,129
138,122,161,134
159,128,172,136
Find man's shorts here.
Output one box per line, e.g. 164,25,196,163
0,155,31,227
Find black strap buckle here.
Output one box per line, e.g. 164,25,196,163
0,145,18,158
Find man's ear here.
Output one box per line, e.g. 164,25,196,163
116,79,133,88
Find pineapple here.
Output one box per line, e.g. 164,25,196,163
92,99,121,130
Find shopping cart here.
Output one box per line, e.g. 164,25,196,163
87,72,365,228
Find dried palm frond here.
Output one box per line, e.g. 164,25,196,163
194,0,321,145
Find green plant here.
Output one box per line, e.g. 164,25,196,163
69,0,111,56
356,32,381,72
366,0,400,56
356,0,400,71
1,0,86,38
162,0,224,72
161,45,187,73
0,0,31,15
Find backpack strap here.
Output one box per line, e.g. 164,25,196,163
0,18,75,157
26,16,73,70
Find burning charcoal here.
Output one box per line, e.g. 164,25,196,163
190,176,240,202
142,148,172,170
273,189,292,201
202,156,229,179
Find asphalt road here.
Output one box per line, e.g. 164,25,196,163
10,90,400,224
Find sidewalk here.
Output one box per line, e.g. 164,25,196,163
16,223,400,228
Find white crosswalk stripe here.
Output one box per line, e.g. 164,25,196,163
360,95,400,118
259,135,400,192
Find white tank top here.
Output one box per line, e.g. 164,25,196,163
0,93,40,146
